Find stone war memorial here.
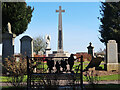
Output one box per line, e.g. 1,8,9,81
1,3,120,90
52,6,67,58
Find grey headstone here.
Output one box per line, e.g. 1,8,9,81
20,35,33,57
0,29,2,44
2,33,16,63
0,2,1,44
87,42,94,58
107,40,118,63
106,40,119,71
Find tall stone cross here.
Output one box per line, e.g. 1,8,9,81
56,6,65,53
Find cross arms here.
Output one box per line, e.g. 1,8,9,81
56,10,65,13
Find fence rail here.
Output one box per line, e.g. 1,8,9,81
27,56,83,90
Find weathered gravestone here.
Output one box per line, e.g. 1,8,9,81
2,22,16,64
106,40,118,71
87,42,94,58
20,35,33,57
0,6,1,73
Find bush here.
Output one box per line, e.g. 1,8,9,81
84,70,100,87
3,55,27,87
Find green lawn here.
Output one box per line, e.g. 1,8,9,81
0,75,27,82
0,74,119,82
73,61,105,73
100,74,120,81
0,61,119,82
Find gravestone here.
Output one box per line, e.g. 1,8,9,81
2,22,16,64
0,26,1,44
106,40,118,71
0,2,1,44
87,42,94,58
20,35,33,57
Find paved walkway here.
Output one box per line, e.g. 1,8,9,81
84,80,120,84
0,81,119,86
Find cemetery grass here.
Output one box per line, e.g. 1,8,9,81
99,74,120,81
0,75,27,82
0,61,119,82
1,74,118,82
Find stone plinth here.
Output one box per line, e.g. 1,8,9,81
45,48,51,57
20,36,33,57
54,52,66,57
107,40,118,71
107,63,119,71
52,51,67,61
2,33,16,63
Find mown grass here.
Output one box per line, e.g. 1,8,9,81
0,75,27,82
100,74,120,81
0,61,119,82
0,74,119,82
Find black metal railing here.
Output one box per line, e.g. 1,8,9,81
27,56,83,90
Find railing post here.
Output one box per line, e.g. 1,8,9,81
27,56,29,90
80,55,83,90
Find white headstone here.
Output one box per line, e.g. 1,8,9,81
20,36,33,57
45,35,51,49
107,40,118,71
45,35,51,57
